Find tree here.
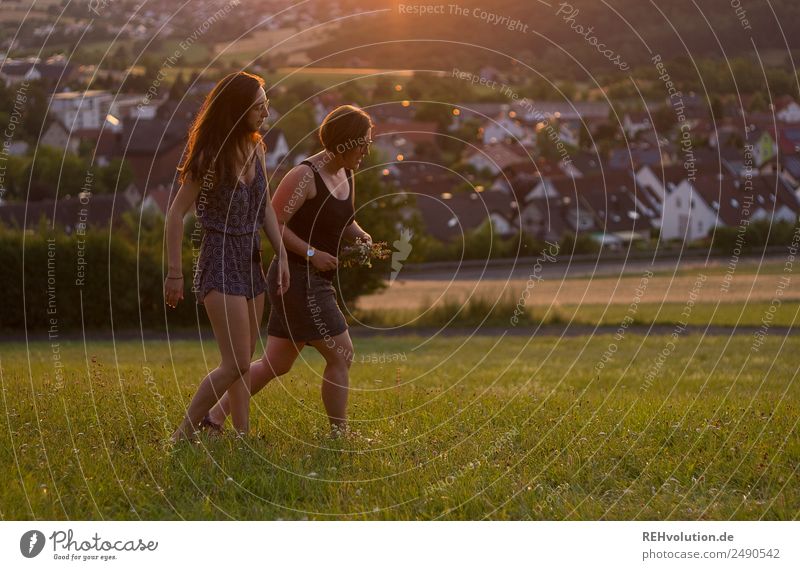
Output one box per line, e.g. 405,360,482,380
276,105,317,154
169,71,187,101
709,94,724,121
23,146,87,200
578,121,593,149
652,105,676,134
373,76,393,99
748,91,768,113
414,102,453,131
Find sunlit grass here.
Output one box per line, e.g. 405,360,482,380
353,297,800,329
1,334,797,520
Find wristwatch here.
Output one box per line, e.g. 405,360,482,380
305,246,316,260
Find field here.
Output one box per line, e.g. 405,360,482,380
0,333,797,520
353,261,800,328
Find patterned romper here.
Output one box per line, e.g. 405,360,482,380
192,157,268,304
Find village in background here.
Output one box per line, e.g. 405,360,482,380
2,0,799,261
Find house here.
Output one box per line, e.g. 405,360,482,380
372,120,439,162
634,164,687,207
775,96,800,123
139,186,174,217
263,128,289,170
415,189,519,241
41,120,81,154
481,112,526,144
50,90,114,131
609,144,669,170
745,126,777,167
777,126,800,156
709,122,741,149
362,100,416,125
557,121,580,148
463,143,529,176
0,61,42,85
492,161,559,196
113,116,190,193
779,155,800,188
659,176,721,242
449,103,505,129
623,111,652,138
4,140,28,156
41,116,122,157
519,196,569,243
391,162,462,198
539,176,597,237
109,94,159,121
510,100,610,122
0,57,75,88
561,151,604,178
545,173,653,244
748,175,799,224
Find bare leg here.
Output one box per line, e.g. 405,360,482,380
222,292,265,433
247,293,266,358
170,291,253,442
308,330,354,431
208,335,305,425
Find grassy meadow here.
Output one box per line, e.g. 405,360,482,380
0,333,797,520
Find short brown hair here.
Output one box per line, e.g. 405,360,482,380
318,105,373,154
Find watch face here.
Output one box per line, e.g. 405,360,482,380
306,247,315,257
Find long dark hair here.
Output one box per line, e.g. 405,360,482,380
178,71,265,186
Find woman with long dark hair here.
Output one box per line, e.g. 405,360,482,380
165,71,290,443
205,105,374,435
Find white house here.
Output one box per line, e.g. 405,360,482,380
558,122,579,148
777,100,800,123
659,179,719,242
751,200,797,224
482,112,526,144
50,90,114,131
0,64,41,86
264,128,290,170
41,121,81,154
524,177,560,201
749,176,800,224
623,112,652,138
634,164,691,212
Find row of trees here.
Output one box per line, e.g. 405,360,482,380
1,147,133,202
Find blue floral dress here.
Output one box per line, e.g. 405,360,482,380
192,157,268,304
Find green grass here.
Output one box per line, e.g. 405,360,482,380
1,334,797,520
563,262,789,280
354,298,800,329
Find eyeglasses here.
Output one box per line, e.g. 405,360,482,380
358,139,373,153
250,99,270,113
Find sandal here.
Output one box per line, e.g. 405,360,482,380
199,415,224,436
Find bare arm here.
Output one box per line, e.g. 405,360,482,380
341,175,369,243
342,219,371,243
164,173,202,307
165,174,202,275
257,146,285,256
272,164,337,271
271,164,315,257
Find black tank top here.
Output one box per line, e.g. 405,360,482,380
286,159,355,274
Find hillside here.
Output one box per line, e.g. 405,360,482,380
313,0,800,76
